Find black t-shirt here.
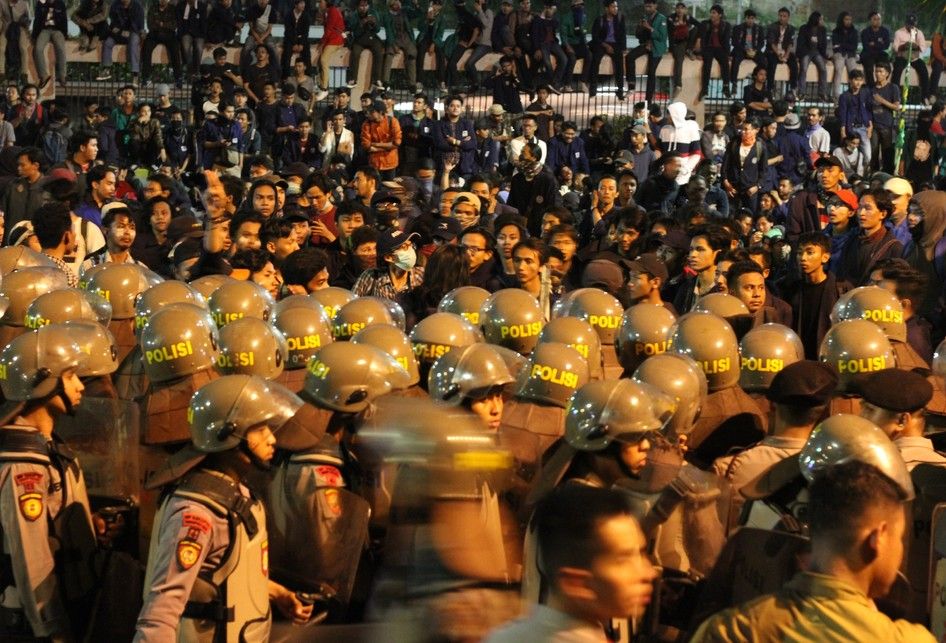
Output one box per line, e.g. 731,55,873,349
743,84,772,118
798,278,826,359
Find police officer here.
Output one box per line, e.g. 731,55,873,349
438,286,491,325
332,296,405,341
632,353,707,457
538,316,605,380
714,361,837,503
83,263,159,362
667,312,766,466
0,266,69,348
428,343,524,431
409,311,482,388
267,342,413,621
0,325,100,641
738,323,805,419
615,302,676,376
498,342,590,484
553,287,624,378
25,288,112,329
832,285,928,369
856,368,944,470
272,303,334,392
207,279,275,328
351,323,426,398
480,288,546,356
819,319,896,416
739,413,913,533
308,286,356,321
135,375,313,641
215,317,288,380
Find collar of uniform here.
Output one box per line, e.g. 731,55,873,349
529,604,611,641
893,436,936,450
785,571,873,607
761,435,808,449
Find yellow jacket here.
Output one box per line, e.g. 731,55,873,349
690,572,935,642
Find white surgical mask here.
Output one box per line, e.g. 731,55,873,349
393,246,416,271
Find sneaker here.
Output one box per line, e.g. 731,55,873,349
373,80,386,90
549,84,563,95
723,85,732,98
95,69,112,81
589,86,597,99
439,82,448,93
616,88,625,101
39,76,51,90
131,74,139,88
143,79,153,88
346,79,357,88
57,79,67,89
580,82,589,93
314,89,329,102
415,82,423,93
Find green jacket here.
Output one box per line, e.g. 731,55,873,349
416,8,446,45
378,4,419,46
347,8,381,41
558,6,586,47
648,11,668,58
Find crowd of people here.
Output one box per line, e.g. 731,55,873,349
1,2,946,643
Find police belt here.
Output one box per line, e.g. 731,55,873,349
182,599,235,623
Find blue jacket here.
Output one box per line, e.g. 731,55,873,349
433,117,477,175
775,130,813,183
861,26,891,56
838,89,873,132
108,0,145,34
546,135,590,174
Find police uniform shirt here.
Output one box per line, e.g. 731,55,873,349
134,476,244,642
0,426,95,638
713,435,807,492
894,436,946,471
484,603,608,642
691,572,935,642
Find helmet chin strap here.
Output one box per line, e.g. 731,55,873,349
237,440,271,472
53,377,77,417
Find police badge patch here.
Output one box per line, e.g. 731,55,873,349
18,492,43,521
176,539,203,570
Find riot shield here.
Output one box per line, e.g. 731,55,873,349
905,465,946,624
268,455,371,614
690,527,810,631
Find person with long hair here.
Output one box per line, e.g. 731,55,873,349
404,244,470,327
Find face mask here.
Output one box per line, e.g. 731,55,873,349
393,246,416,271
419,178,434,193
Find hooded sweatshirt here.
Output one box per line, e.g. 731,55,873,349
658,102,704,186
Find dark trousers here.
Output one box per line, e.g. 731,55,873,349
537,41,570,87
348,34,384,84
893,57,930,99
417,39,446,84
861,50,883,87
626,46,658,101
567,42,590,85
871,126,896,174
932,59,945,97
281,41,311,79
141,33,182,81
701,47,730,93
766,51,797,90
588,43,624,92
670,41,688,87
730,50,760,85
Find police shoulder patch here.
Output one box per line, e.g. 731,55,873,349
176,539,203,570
18,492,43,521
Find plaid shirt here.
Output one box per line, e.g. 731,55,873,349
352,266,424,300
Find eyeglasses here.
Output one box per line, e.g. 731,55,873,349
462,245,487,254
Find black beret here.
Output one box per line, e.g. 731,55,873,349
852,368,933,412
766,361,839,407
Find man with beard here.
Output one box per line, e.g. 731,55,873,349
82,201,145,269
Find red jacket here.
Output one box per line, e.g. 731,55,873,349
322,6,345,46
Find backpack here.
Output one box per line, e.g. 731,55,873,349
42,127,67,166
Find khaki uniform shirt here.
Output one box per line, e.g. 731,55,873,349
691,572,936,642
894,436,946,471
